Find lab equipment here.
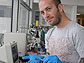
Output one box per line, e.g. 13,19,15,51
4,33,26,57
22,55,45,63
0,41,19,63
42,55,64,63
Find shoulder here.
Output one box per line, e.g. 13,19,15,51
69,21,84,33
70,21,84,43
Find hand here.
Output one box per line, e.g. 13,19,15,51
42,55,64,63
22,55,45,63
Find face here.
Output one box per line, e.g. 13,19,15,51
39,0,61,26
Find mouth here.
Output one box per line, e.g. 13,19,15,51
48,19,52,23
47,17,53,22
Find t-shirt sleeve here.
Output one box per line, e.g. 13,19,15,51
45,28,53,49
75,28,84,58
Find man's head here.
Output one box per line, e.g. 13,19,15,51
39,0,63,26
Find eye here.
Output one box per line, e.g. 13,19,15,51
41,11,44,15
46,8,51,11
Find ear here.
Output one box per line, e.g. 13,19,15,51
58,3,63,12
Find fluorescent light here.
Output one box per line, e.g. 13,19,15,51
77,14,80,15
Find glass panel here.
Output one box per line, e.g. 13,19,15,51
0,0,12,33
18,4,29,33
23,0,30,6
0,5,11,17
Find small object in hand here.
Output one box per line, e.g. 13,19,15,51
35,57,43,61
35,58,38,60
35,57,43,63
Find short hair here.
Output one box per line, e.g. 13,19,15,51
39,0,61,8
52,0,61,8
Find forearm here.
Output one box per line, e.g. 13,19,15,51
61,58,84,63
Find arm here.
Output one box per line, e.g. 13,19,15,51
79,58,84,63
42,55,64,63
75,29,84,63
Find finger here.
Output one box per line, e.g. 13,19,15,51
22,56,30,60
26,62,30,63
26,60,31,63
48,61,52,63
27,60,37,63
42,57,49,63
41,56,45,59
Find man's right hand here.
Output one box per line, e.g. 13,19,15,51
42,55,64,63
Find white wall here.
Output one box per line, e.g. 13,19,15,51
63,5,77,21
61,0,84,6
77,6,84,14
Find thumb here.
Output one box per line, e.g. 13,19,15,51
26,60,31,63
41,56,45,59
22,56,30,60
42,57,49,63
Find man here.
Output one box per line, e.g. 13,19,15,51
39,0,84,63
22,0,84,63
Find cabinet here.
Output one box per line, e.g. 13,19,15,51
76,14,84,26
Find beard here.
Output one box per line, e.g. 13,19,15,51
50,10,61,26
